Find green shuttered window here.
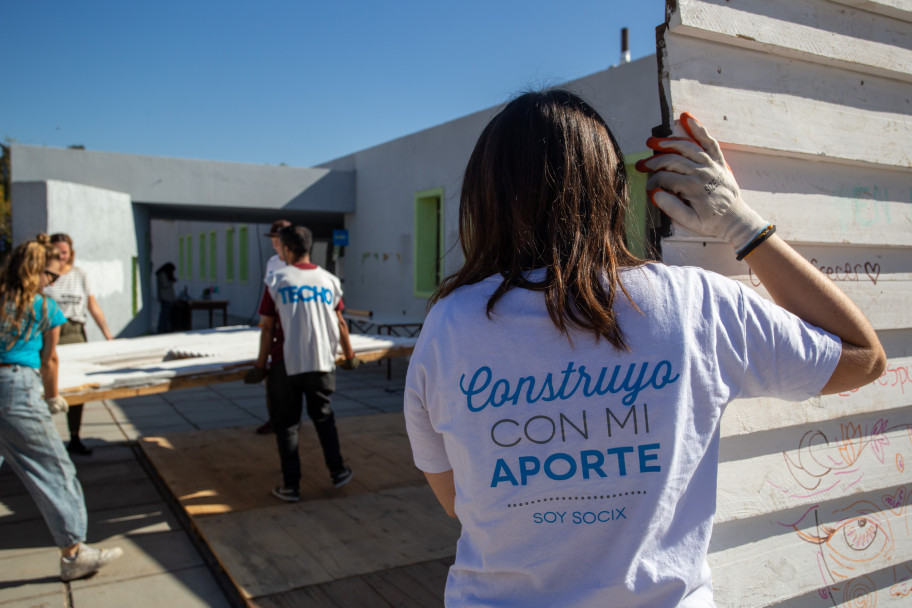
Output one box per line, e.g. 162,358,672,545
414,188,444,297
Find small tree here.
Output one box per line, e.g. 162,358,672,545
0,143,11,262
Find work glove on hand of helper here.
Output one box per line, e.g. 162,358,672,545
340,357,361,371
244,367,267,384
635,112,769,253
46,395,69,415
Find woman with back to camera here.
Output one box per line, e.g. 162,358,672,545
44,233,113,456
0,234,122,581
403,90,885,607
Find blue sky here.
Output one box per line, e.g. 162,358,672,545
4,1,666,167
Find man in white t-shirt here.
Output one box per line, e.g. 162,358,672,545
254,219,291,435
246,225,360,502
264,219,291,281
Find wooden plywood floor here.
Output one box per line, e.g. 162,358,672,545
140,412,459,606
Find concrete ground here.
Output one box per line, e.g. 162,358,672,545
0,358,410,608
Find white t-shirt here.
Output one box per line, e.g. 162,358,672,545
265,263,343,374
404,263,841,608
43,266,96,323
265,254,286,280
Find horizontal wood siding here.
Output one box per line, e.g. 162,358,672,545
660,1,912,605
665,150,912,247
667,0,912,82
662,35,912,168
830,0,912,21
720,354,912,436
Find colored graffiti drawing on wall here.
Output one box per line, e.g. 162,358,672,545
840,362,912,401
770,364,912,606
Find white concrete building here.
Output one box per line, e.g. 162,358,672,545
10,56,659,337
10,0,912,602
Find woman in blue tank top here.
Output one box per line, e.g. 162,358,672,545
0,234,122,582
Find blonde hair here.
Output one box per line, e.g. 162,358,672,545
0,234,58,349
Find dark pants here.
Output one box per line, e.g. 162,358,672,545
267,360,345,489
59,320,87,440
157,300,174,333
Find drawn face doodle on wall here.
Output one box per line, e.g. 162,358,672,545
776,417,912,606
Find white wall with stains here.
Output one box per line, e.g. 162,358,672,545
11,55,661,332
11,180,141,342
320,54,662,319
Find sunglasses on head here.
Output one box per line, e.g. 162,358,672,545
44,270,60,284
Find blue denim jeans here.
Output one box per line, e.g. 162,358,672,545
0,365,87,548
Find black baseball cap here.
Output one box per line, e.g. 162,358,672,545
264,219,292,237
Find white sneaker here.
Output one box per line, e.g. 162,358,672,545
60,544,124,582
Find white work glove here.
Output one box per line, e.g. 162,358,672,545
636,112,770,254
46,395,69,415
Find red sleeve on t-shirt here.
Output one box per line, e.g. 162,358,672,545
258,287,276,317
257,287,284,362
336,297,345,312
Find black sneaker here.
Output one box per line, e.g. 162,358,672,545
271,486,300,502
331,466,354,488
67,439,93,456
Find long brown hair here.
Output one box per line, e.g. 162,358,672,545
0,234,57,348
433,89,642,350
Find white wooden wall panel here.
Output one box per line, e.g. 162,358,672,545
663,242,911,332
709,502,912,606
720,354,912,436
670,150,912,247
667,0,912,82
662,35,912,168
664,242,911,277
830,0,912,21
732,276,912,331
660,1,912,605
717,424,912,522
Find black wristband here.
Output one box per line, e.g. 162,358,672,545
736,225,776,261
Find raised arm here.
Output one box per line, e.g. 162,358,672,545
744,237,884,394
637,113,886,394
